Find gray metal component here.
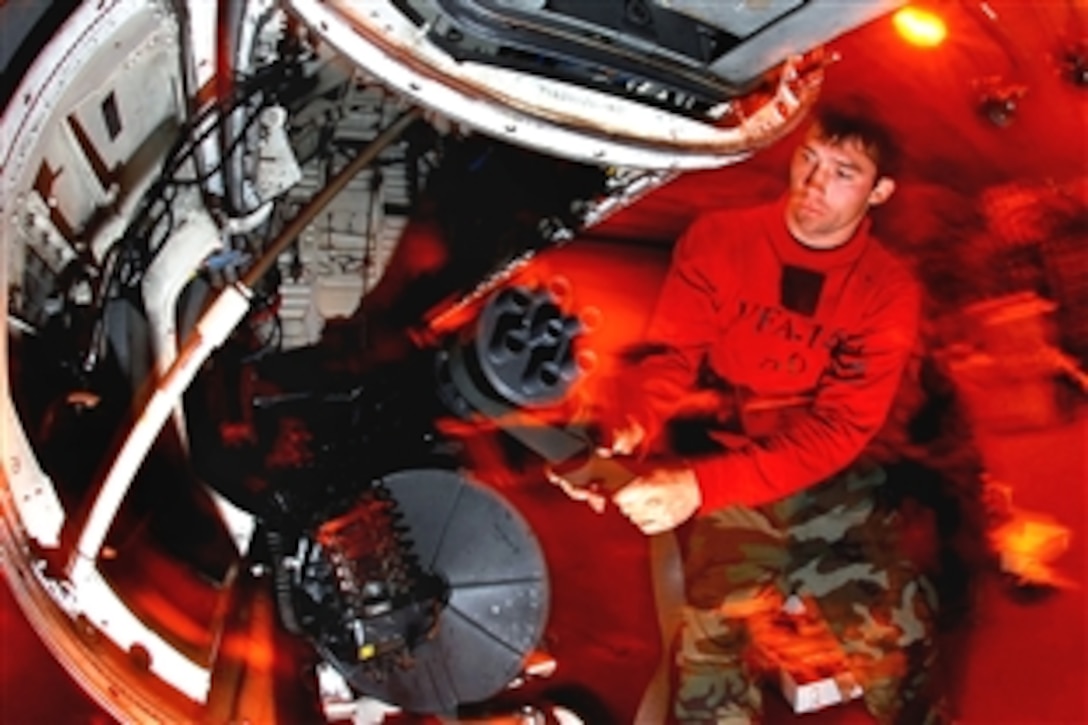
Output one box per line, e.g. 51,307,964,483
339,468,549,714
272,76,424,349
656,0,805,38
252,106,302,202
446,342,590,463
241,108,422,288
439,283,598,464
489,0,546,8
697,0,907,83
474,286,582,408
0,1,52,78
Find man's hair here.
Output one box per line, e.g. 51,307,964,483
812,100,902,179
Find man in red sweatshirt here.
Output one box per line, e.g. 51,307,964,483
558,102,944,723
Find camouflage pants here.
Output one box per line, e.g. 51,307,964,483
672,463,945,724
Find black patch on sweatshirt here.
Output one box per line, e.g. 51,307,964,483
780,265,825,316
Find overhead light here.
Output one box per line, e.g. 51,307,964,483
893,6,948,48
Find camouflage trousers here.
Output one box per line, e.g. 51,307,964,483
671,463,946,724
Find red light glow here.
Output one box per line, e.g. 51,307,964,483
893,7,948,48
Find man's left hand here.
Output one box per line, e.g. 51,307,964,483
613,466,702,535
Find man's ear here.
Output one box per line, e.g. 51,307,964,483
868,177,896,206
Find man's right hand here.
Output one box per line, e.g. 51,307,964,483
612,466,701,535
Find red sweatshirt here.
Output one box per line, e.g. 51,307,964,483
628,199,920,513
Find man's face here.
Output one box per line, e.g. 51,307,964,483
785,126,895,249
